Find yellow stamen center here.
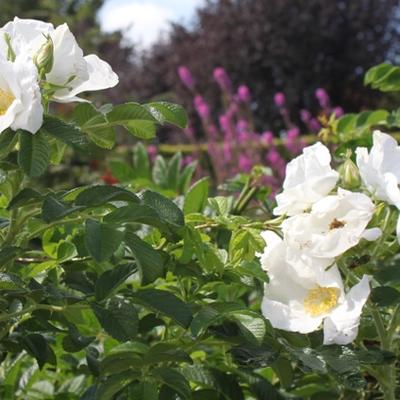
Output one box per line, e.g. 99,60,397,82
303,286,340,316
0,88,15,116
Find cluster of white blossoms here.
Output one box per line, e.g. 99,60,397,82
258,132,400,345
0,18,118,134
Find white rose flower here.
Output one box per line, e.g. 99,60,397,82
282,188,378,258
259,231,370,344
356,130,400,207
356,130,400,243
0,17,118,102
274,142,339,216
0,55,43,134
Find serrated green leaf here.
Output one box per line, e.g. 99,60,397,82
131,288,192,328
141,190,184,227
42,115,88,149
107,103,157,139
18,130,50,177
92,297,138,342
7,188,42,210
95,263,136,301
145,102,188,128
124,228,165,284
20,333,56,369
41,194,82,222
143,343,192,365
75,185,139,207
152,367,191,399
85,219,124,262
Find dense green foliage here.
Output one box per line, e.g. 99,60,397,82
0,64,399,399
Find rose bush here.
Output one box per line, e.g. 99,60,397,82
0,18,399,400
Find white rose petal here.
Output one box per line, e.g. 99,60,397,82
323,275,370,345
356,130,400,207
0,55,43,134
259,231,370,344
273,142,339,216
0,17,119,102
282,188,376,258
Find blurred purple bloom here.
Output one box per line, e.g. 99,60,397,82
208,124,219,140
182,155,195,166
194,95,210,119
223,141,232,163
287,127,300,140
333,106,344,118
219,114,230,131
300,109,311,123
237,85,251,102
213,67,232,92
309,118,321,132
261,131,274,146
274,92,286,107
285,127,302,154
177,66,195,90
315,88,330,108
147,145,158,161
226,102,238,118
239,154,253,172
236,119,249,133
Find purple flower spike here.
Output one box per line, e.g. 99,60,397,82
236,119,249,132
274,92,286,107
213,67,232,92
194,95,210,119
261,131,274,146
239,154,253,172
333,106,344,118
300,109,311,123
177,66,195,90
309,118,321,132
287,127,300,140
315,88,330,108
237,85,251,102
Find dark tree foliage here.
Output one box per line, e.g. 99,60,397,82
131,0,400,130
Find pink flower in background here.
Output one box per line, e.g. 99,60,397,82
177,66,195,90
239,154,253,172
315,88,330,108
236,119,249,133
213,67,232,92
194,95,210,119
172,67,346,194
300,109,311,123
182,155,195,166
274,92,286,107
309,118,321,132
285,127,304,155
333,106,344,118
223,140,232,163
147,144,158,162
237,85,251,103
261,131,274,146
